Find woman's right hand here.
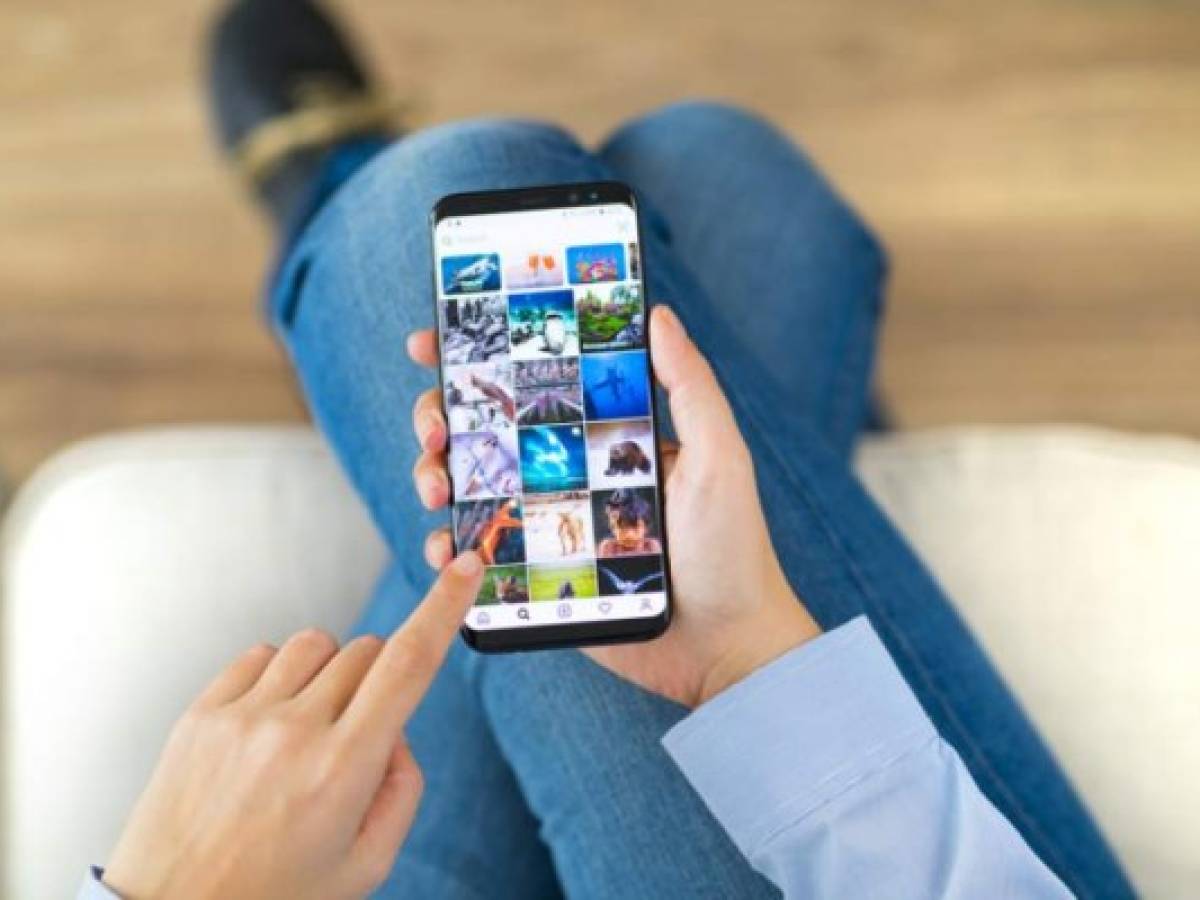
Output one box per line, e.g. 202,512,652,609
101,553,485,900
408,304,821,708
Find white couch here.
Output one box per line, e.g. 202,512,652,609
3,425,1198,899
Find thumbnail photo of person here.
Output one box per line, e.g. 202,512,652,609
453,497,525,566
514,358,583,426
523,490,596,564
580,350,650,421
440,295,509,365
518,423,588,493
441,252,501,295
475,563,530,605
566,243,626,284
592,487,662,558
507,289,580,360
527,562,598,602
443,361,515,436
576,283,644,352
449,429,520,500
597,554,665,597
504,249,563,289
586,419,655,490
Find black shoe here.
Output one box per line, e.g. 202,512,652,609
207,0,399,229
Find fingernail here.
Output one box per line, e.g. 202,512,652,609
655,304,680,332
451,551,482,576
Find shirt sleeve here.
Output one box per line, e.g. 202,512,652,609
77,867,122,900
662,616,1074,898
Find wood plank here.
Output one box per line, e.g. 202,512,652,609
1,0,1197,484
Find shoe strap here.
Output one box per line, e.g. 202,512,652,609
235,90,410,184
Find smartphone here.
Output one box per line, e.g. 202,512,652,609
430,181,672,652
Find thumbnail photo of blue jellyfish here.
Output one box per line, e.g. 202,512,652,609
580,350,650,421
441,253,501,295
518,423,588,493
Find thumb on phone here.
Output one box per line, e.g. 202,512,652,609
649,305,741,459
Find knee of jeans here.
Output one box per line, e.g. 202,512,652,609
605,100,888,279
604,99,787,175
361,118,591,200
270,118,598,335
615,99,773,141
318,118,596,244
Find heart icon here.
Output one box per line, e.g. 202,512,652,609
598,600,612,614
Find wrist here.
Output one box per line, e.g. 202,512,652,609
697,588,820,707
104,853,199,900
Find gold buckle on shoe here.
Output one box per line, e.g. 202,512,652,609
234,86,412,185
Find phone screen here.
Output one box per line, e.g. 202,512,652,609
433,195,668,640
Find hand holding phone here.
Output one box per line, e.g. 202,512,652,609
410,305,822,707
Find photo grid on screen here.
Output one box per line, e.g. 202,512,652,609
439,236,666,611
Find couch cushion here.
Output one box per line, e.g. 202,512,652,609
857,427,1200,898
1,427,388,900
2,425,1197,898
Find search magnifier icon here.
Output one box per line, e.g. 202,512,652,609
517,607,530,621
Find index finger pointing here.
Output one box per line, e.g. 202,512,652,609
337,551,483,758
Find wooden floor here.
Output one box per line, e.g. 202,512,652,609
2,0,1198,484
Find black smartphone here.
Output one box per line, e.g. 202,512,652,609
430,181,672,652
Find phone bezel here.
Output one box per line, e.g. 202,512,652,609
430,181,673,653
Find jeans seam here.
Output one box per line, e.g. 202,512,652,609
828,250,887,455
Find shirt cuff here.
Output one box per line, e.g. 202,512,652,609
662,615,936,860
77,867,121,900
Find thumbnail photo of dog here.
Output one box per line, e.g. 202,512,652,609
523,490,596,564
453,497,525,566
592,487,662,558
440,295,509,365
586,419,655,490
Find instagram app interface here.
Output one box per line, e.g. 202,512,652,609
435,203,666,631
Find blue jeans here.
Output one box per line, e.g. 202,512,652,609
270,102,1133,899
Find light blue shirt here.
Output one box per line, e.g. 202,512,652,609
662,616,1072,897
81,617,1070,898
